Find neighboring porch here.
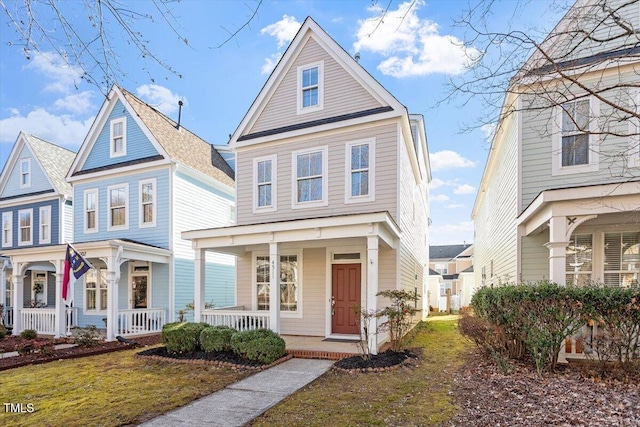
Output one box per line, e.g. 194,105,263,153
183,212,402,354
2,240,171,340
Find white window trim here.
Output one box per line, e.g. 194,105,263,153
18,208,33,246
139,178,157,228
345,138,375,204
628,89,640,167
2,211,13,248
84,188,99,234
291,146,329,209
296,61,324,115
20,158,31,189
252,155,277,213
83,268,108,315
107,183,129,231
552,97,600,176
39,206,51,244
252,250,303,319
128,262,152,310
110,117,127,158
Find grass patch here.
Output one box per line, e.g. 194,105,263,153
251,319,471,426
0,345,250,426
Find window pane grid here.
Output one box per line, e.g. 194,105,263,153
256,160,272,208
296,152,323,202
256,255,298,312
141,182,154,223
109,187,126,227
350,144,370,197
604,232,640,287
301,67,319,108
19,212,31,243
566,234,592,286
561,100,590,167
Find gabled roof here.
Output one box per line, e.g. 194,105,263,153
460,265,474,273
429,244,473,260
68,85,234,187
229,16,405,147
0,132,75,198
428,268,441,276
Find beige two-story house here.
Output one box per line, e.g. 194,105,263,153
183,17,431,353
473,0,640,290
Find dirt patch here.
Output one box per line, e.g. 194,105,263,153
136,346,292,370
447,350,640,427
333,349,421,373
0,334,161,371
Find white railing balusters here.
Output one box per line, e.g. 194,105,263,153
117,308,166,336
201,309,270,331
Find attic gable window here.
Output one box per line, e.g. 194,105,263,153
110,117,127,158
297,61,324,115
20,158,31,188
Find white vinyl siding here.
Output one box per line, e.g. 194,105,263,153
253,155,277,213
20,158,31,188
2,212,12,247
139,179,156,228
291,146,328,209
39,206,51,244
18,208,33,246
84,189,99,233
107,183,129,231
345,138,375,204
110,117,127,158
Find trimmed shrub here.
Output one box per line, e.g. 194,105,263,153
20,329,37,340
71,325,103,346
230,328,286,364
162,322,210,353
200,326,236,353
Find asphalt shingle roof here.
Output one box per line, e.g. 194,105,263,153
23,133,75,196
429,244,472,260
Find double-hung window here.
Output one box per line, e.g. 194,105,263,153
345,139,375,203
603,232,640,287
255,254,299,313
110,117,127,157
2,212,12,247
253,155,277,212
553,97,599,175
18,209,32,246
85,268,107,313
139,179,156,227
297,61,324,114
20,159,31,188
108,184,128,230
84,189,98,233
39,206,51,244
565,234,593,286
292,146,328,208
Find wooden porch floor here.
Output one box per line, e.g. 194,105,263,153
282,335,361,360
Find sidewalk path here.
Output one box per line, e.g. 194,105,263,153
140,358,334,427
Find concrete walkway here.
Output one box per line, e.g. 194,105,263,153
140,358,334,427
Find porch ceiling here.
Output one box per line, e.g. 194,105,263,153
182,211,401,255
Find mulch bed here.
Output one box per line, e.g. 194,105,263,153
136,346,293,370
447,350,640,427
0,334,162,371
333,349,421,373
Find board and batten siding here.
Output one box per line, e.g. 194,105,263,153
474,111,519,286
81,99,160,171
0,199,59,249
1,144,53,198
73,168,171,248
248,37,384,136
520,69,639,211
236,123,398,225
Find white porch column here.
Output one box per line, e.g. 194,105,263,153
105,255,121,341
544,216,569,286
1,260,8,311
367,236,379,355
194,248,205,323
269,242,280,333
12,262,23,333
53,259,66,337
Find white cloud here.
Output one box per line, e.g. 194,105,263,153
26,51,84,93
0,108,93,148
429,221,474,245
481,122,497,143
136,84,184,116
353,1,480,77
261,52,283,75
52,91,94,115
446,203,465,209
454,184,476,195
261,15,301,48
429,178,446,189
430,150,475,171
431,194,450,202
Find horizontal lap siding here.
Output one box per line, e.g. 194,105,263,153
0,199,59,249
2,145,53,198
520,232,550,283
236,255,252,309
236,123,398,224
249,37,384,135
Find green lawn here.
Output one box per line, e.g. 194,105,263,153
0,346,250,426
252,319,471,426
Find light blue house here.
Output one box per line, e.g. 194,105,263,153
0,132,76,330
3,86,236,339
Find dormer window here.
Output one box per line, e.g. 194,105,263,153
297,61,324,115
110,117,127,158
20,158,31,188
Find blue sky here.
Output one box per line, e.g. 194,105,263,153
0,0,564,245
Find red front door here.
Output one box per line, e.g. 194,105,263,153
331,263,361,335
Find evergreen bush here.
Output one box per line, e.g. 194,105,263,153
200,326,236,353
162,322,210,353
230,328,286,363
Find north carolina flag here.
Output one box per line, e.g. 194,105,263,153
62,245,91,305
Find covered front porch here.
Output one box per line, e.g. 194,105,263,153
2,239,171,340
183,212,401,354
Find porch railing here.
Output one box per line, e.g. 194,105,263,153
117,308,166,336
20,307,78,335
202,307,270,331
